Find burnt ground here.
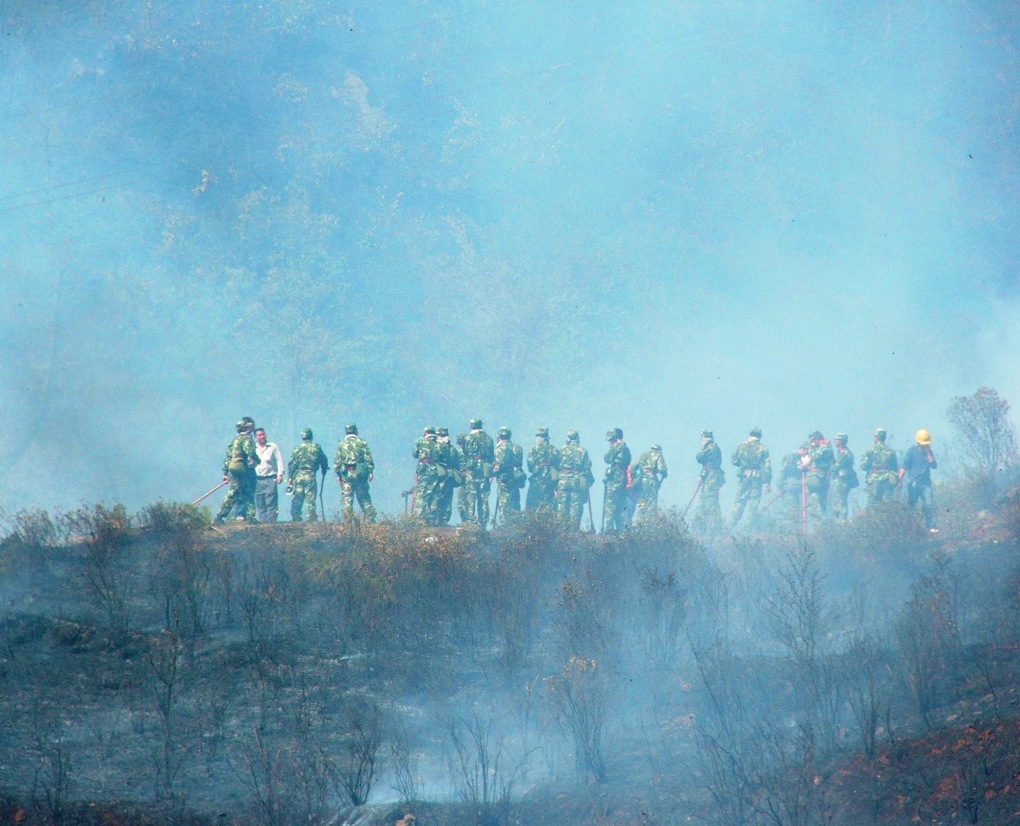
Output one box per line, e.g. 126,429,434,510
0,504,1017,825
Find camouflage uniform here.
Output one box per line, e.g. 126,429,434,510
460,419,495,526
525,428,560,512
731,428,772,530
860,428,899,505
558,431,594,531
602,428,632,532
334,424,377,523
436,428,462,526
493,427,525,524
215,417,258,523
692,430,725,536
631,445,668,524
455,433,470,523
288,429,328,522
413,427,443,526
803,431,834,525
829,434,858,520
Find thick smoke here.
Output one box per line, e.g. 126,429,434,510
0,1,1018,515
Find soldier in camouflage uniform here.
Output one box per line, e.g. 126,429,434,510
860,428,899,505
334,423,377,523
492,427,525,524
731,427,772,530
413,426,443,525
455,433,470,523
829,433,858,520
288,428,329,522
602,428,632,532
460,418,495,527
802,431,834,526
526,427,560,512
692,430,725,536
436,427,462,526
558,430,594,531
631,444,668,524
215,417,258,523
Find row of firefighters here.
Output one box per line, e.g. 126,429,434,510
212,418,938,534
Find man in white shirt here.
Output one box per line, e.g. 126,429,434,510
254,428,285,522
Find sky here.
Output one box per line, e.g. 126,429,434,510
1,0,1018,518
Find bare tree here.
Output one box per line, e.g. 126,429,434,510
544,656,608,783
947,386,1019,474
765,544,843,752
64,504,135,632
233,692,333,826
145,631,191,804
635,564,688,670
142,502,215,641
333,699,384,806
843,632,890,757
28,696,74,826
388,725,424,804
895,574,962,729
444,710,531,826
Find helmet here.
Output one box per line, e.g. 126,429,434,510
498,426,511,438
566,429,580,443
835,433,848,443
749,427,762,439
874,428,887,441
423,425,437,436
651,444,662,452
470,418,483,430
535,427,549,438
235,419,248,433
345,423,358,435
701,429,713,439
300,428,313,441
809,430,824,442
915,429,931,446
606,427,623,441
436,426,449,437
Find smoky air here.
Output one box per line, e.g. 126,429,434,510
1,2,1019,824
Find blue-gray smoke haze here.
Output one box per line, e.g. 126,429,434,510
1,1,1018,516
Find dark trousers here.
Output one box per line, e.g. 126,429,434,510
255,476,279,522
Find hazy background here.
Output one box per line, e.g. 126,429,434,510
1,0,1018,517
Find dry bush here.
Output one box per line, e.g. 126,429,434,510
544,656,608,783
333,697,385,806
444,709,531,825
63,504,136,632
0,507,64,550
814,501,928,570
895,573,962,730
138,502,209,536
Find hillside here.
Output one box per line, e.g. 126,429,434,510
0,500,1019,825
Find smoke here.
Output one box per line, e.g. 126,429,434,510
0,0,1018,514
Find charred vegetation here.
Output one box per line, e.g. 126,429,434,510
0,500,1018,824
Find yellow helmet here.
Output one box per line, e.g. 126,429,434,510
915,429,931,445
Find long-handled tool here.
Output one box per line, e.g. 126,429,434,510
800,471,809,537
192,479,228,506
681,478,703,519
